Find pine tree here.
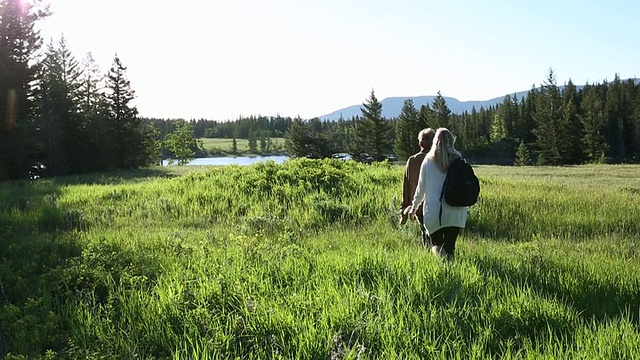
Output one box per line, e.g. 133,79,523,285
579,84,609,162
605,75,627,162
514,140,532,166
0,0,49,179
517,88,537,144
248,130,257,154
560,80,584,164
259,130,267,153
350,89,392,162
36,36,94,176
621,79,637,161
394,98,420,160
462,107,482,150
418,103,433,129
232,136,238,154
491,112,506,142
284,117,312,157
479,106,492,145
142,124,162,166
104,55,142,169
533,69,564,165
78,52,108,170
634,87,640,161
431,91,451,129
494,94,519,141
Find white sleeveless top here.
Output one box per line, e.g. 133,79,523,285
410,155,467,234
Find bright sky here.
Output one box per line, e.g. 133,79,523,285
36,0,639,121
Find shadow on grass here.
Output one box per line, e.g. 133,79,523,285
471,254,640,325
49,167,180,186
0,167,180,356
464,204,534,242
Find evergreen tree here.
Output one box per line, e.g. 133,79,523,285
431,91,451,129
514,140,532,166
394,98,420,160
479,106,493,145
104,55,143,169
494,94,518,141
605,75,627,161
248,130,258,153
456,111,472,152
621,79,637,160
0,0,49,179
490,113,506,142
579,84,609,162
517,88,537,145
463,107,483,151
284,117,313,157
634,87,640,160
560,79,584,163
36,36,88,176
350,89,392,161
143,124,162,166
232,136,238,154
78,52,108,170
284,117,332,158
533,69,564,165
418,103,433,129
259,130,267,153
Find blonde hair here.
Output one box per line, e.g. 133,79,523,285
428,128,461,172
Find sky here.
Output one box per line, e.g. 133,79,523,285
36,0,639,121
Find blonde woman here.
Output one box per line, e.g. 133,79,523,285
409,128,467,260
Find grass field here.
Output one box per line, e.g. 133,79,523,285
0,160,639,358
199,137,285,155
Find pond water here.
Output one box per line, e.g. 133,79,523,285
162,155,290,166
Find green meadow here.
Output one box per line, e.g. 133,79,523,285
199,137,285,155
0,160,639,359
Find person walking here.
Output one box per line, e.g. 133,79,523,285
400,128,435,247
408,128,467,261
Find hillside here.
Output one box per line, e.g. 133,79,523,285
318,79,640,120
318,91,530,120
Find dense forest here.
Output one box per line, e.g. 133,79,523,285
1,0,639,181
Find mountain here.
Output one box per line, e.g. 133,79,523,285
318,77,640,120
318,91,531,120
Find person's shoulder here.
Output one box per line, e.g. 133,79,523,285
408,152,426,162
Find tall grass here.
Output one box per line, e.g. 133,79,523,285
0,160,639,358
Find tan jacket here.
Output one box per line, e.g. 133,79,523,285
402,150,427,212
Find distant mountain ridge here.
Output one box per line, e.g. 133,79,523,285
317,92,529,120
318,78,639,120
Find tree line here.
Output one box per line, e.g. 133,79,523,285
0,0,163,180
2,0,639,181
283,71,640,166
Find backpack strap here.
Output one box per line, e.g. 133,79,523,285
439,157,463,226
438,167,448,227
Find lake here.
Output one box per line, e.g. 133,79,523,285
162,155,290,166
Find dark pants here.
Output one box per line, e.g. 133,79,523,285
416,211,431,247
430,227,461,260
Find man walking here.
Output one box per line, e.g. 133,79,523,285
400,128,435,247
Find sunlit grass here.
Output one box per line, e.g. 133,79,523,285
199,137,285,155
0,161,639,358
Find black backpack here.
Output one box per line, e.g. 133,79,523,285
439,157,480,224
